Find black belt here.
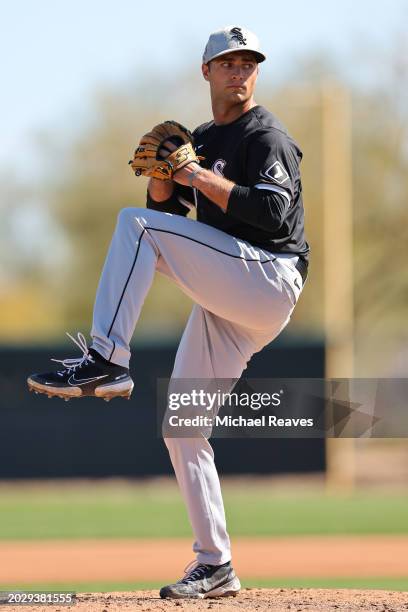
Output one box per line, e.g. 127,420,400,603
295,258,308,284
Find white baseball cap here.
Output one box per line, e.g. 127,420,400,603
202,25,266,64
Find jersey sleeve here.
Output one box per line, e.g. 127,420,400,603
146,184,194,216
227,130,301,231
245,129,299,206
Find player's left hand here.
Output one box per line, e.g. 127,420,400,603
173,162,202,187
129,121,202,181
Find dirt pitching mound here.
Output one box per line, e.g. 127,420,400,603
13,588,408,612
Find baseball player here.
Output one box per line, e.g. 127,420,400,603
27,26,309,599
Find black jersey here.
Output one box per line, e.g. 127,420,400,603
147,105,309,264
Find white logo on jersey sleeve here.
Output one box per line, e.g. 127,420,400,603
261,160,290,185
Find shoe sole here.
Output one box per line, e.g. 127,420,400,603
204,576,241,599
27,377,134,401
160,576,241,599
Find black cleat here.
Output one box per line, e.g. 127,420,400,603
27,332,134,400
159,560,240,599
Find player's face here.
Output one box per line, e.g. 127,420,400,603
202,52,259,106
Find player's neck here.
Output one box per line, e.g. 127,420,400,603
212,98,257,126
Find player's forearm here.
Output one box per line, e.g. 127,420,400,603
148,177,174,202
192,169,234,212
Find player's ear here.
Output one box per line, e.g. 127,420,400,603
202,63,210,81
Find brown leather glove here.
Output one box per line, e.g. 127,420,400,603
129,120,203,180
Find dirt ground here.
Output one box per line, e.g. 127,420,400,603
2,588,408,612
1,536,408,583
1,536,408,610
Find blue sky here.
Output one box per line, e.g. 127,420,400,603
1,0,407,172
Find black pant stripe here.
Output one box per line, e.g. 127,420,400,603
146,226,277,264
108,340,116,362
106,228,146,346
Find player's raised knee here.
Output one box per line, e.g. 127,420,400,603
116,206,143,226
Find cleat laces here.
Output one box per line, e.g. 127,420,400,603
180,561,211,584
51,332,95,376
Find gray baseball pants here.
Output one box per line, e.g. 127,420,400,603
91,206,303,565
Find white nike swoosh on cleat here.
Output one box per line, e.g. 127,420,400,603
115,374,128,381
68,374,109,386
